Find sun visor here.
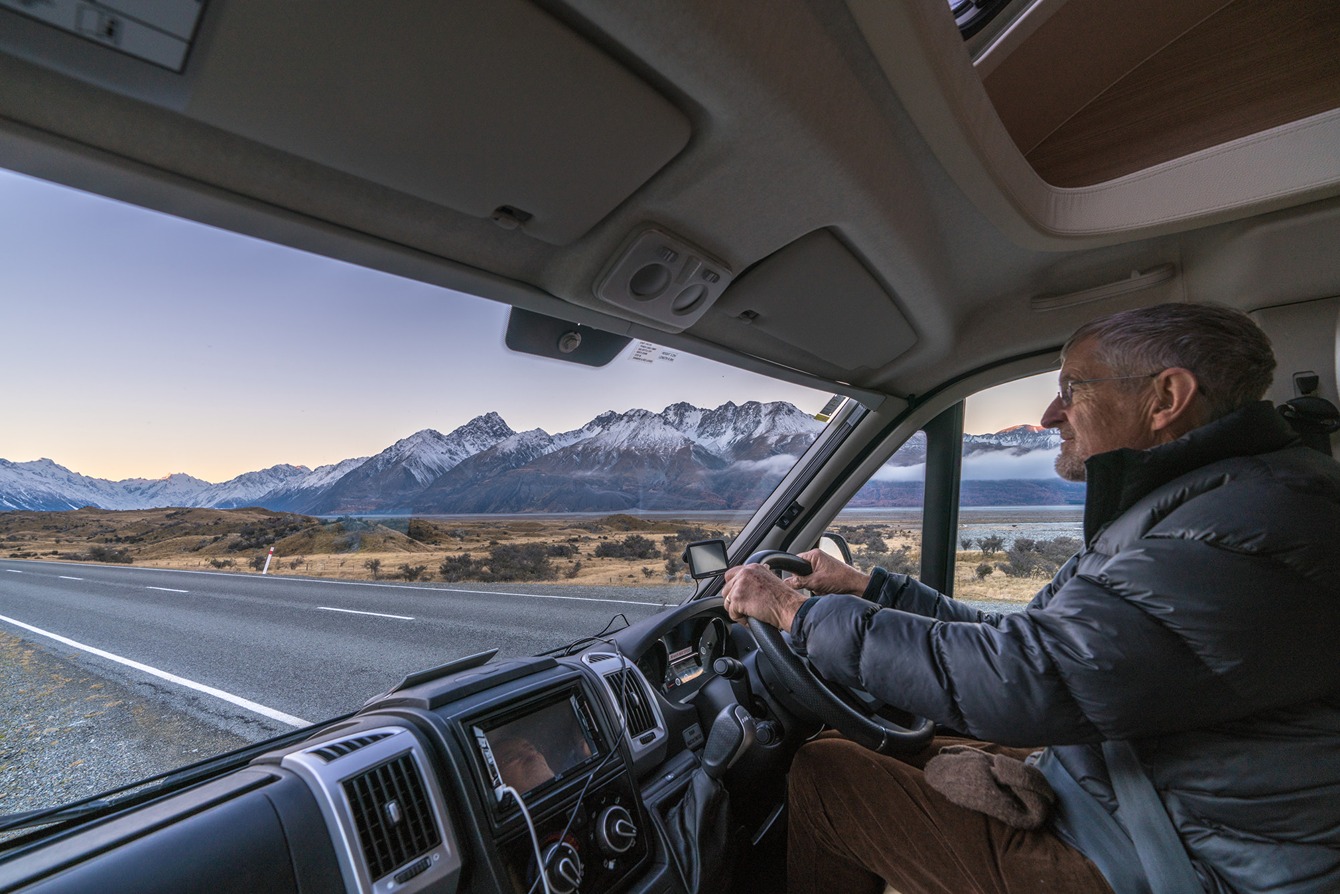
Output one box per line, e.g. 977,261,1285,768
700,230,915,383
179,0,689,245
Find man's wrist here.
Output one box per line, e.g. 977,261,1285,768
862,567,890,603
789,594,822,637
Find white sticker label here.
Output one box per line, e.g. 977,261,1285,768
630,341,678,364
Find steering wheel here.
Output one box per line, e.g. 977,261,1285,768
741,550,935,755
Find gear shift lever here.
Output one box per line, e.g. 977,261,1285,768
701,704,757,779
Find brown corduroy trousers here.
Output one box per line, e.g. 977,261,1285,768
787,735,1115,894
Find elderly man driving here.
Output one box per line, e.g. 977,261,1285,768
723,303,1340,894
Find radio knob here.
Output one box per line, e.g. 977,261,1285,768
596,805,638,855
542,841,583,894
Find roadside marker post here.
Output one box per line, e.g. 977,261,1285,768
262,546,274,575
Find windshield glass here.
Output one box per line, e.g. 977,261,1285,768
0,168,831,822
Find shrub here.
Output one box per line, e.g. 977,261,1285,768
594,534,660,560
398,564,428,581
858,544,914,575
439,553,480,582
975,562,993,580
363,558,382,579
249,555,268,571
485,543,553,581
86,545,133,564
977,535,1005,556
664,553,686,578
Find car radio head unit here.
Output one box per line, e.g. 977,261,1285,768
472,686,606,802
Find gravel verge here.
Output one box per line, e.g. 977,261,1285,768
0,630,269,836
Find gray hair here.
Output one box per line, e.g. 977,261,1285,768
1063,303,1275,420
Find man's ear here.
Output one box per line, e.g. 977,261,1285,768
1150,367,1203,436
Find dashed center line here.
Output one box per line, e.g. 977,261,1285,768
146,586,190,593
317,606,415,621
59,575,84,581
5,569,22,573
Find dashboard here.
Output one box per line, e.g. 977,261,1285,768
636,616,731,699
0,598,802,894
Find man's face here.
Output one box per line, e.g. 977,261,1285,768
1041,337,1160,481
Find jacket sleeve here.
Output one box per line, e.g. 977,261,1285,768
794,538,1340,746
864,566,1015,624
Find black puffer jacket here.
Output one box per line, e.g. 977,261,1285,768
794,402,1340,894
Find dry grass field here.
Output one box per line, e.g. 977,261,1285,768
0,507,1050,603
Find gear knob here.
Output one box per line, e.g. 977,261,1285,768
701,704,756,779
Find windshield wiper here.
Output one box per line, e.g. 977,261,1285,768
541,613,630,657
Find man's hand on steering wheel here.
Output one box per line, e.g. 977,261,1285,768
722,549,871,630
722,549,936,754
721,563,809,630
780,549,872,597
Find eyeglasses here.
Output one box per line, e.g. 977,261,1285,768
1057,373,1159,407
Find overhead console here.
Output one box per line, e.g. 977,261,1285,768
697,229,916,387
0,0,691,245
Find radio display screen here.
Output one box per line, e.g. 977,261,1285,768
479,694,600,796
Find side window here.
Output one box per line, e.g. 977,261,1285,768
954,373,1084,604
827,371,1083,609
830,431,928,581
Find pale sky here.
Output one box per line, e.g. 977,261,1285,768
1,168,1055,482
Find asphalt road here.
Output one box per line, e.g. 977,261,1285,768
0,559,679,731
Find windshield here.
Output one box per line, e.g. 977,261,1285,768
0,168,831,824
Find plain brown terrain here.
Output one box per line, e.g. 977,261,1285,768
0,507,1041,602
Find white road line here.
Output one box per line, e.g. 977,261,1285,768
5,569,21,573
0,612,311,728
146,586,190,593
317,606,415,621
59,576,84,581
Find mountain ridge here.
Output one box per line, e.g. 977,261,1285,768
1,402,1066,513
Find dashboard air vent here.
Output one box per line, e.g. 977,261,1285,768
310,732,393,762
605,668,656,737
343,754,442,881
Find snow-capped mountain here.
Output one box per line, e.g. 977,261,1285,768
203,464,310,509
0,458,140,511
963,424,1061,453
111,473,213,509
259,457,371,513
301,413,517,514
0,405,1067,514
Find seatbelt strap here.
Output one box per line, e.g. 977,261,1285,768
1102,740,1203,894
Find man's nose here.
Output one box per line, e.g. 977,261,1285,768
1040,395,1065,429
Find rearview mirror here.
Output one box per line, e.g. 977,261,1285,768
504,307,632,367
682,539,729,579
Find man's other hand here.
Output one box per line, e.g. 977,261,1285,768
784,549,871,596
